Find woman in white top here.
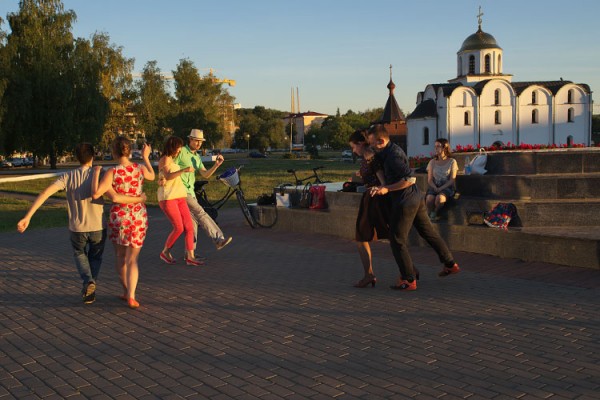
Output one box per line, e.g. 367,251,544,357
157,136,203,266
426,138,458,221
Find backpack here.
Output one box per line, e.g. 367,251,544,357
483,202,517,231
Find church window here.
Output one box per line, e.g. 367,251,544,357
495,110,501,124
498,55,502,73
423,128,429,145
494,89,501,106
469,55,475,74
458,56,463,76
464,111,471,126
532,109,538,124
567,89,573,104
532,91,537,104
485,54,491,73
568,107,574,122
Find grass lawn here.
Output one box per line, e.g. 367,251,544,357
0,152,359,232
0,197,67,233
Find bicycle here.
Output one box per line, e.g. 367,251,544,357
284,166,330,187
193,165,276,229
275,166,331,209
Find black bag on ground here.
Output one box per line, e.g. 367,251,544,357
341,181,360,192
298,183,312,208
257,193,276,206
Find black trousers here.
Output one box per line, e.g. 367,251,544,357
388,185,454,280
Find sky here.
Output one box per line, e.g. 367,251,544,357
1,0,599,116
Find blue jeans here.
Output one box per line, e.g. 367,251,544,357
70,230,106,287
388,185,454,280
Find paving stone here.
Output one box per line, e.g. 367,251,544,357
0,207,599,399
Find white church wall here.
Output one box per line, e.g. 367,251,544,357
478,80,516,146
518,86,553,144
423,85,437,100
407,118,436,157
447,88,478,149
436,93,448,140
554,85,589,145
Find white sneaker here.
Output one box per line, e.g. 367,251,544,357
215,237,232,250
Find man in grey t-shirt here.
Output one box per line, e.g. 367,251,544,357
17,144,144,304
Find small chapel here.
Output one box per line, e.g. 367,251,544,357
406,9,593,157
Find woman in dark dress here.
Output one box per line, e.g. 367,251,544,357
349,130,389,288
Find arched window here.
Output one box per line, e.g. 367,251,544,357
498,55,502,72
458,56,463,76
532,91,537,105
464,111,470,126
567,89,573,104
567,135,574,147
423,127,429,145
494,89,501,106
484,54,491,73
532,109,538,124
495,110,501,125
568,107,574,122
469,55,475,74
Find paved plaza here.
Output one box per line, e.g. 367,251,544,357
1,205,599,399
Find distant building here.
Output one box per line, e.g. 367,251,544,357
406,11,592,157
283,111,329,145
373,66,407,152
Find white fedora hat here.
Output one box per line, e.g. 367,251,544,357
188,129,205,141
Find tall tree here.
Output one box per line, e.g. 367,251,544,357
170,59,207,140
1,0,78,168
89,33,134,150
235,106,286,151
134,60,173,145
171,59,236,148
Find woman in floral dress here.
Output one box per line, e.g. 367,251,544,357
93,136,155,308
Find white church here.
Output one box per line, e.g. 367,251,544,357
406,12,593,157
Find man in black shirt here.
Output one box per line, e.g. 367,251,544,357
367,125,460,290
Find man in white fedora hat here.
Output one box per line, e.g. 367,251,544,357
174,129,232,252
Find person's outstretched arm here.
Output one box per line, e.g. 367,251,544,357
17,183,62,233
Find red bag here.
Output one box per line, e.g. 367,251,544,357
309,185,327,210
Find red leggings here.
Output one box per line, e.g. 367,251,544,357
159,198,195,251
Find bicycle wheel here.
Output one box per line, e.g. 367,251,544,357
196,190,219,222
236,189,258,228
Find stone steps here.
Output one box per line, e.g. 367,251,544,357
252,205,599,269
437,197,600,227
252,149,600,270
451,148,600,175
416,173,600,200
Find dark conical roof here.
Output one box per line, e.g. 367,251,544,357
379,92,405,123
459,27,501,52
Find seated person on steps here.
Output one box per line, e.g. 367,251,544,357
425,138,458,222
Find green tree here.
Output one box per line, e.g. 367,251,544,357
134,60,173,145
1,0,78,168
88,33,134,150
235,106,286,151
170,59,208,142
170,59,236,149
0,1,123,167
70,37,109,144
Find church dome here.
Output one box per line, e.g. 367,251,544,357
459,28,501,52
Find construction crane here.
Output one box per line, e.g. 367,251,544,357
132,69,235,87
205,68,236,87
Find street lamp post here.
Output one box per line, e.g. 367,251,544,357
246,134,250,154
